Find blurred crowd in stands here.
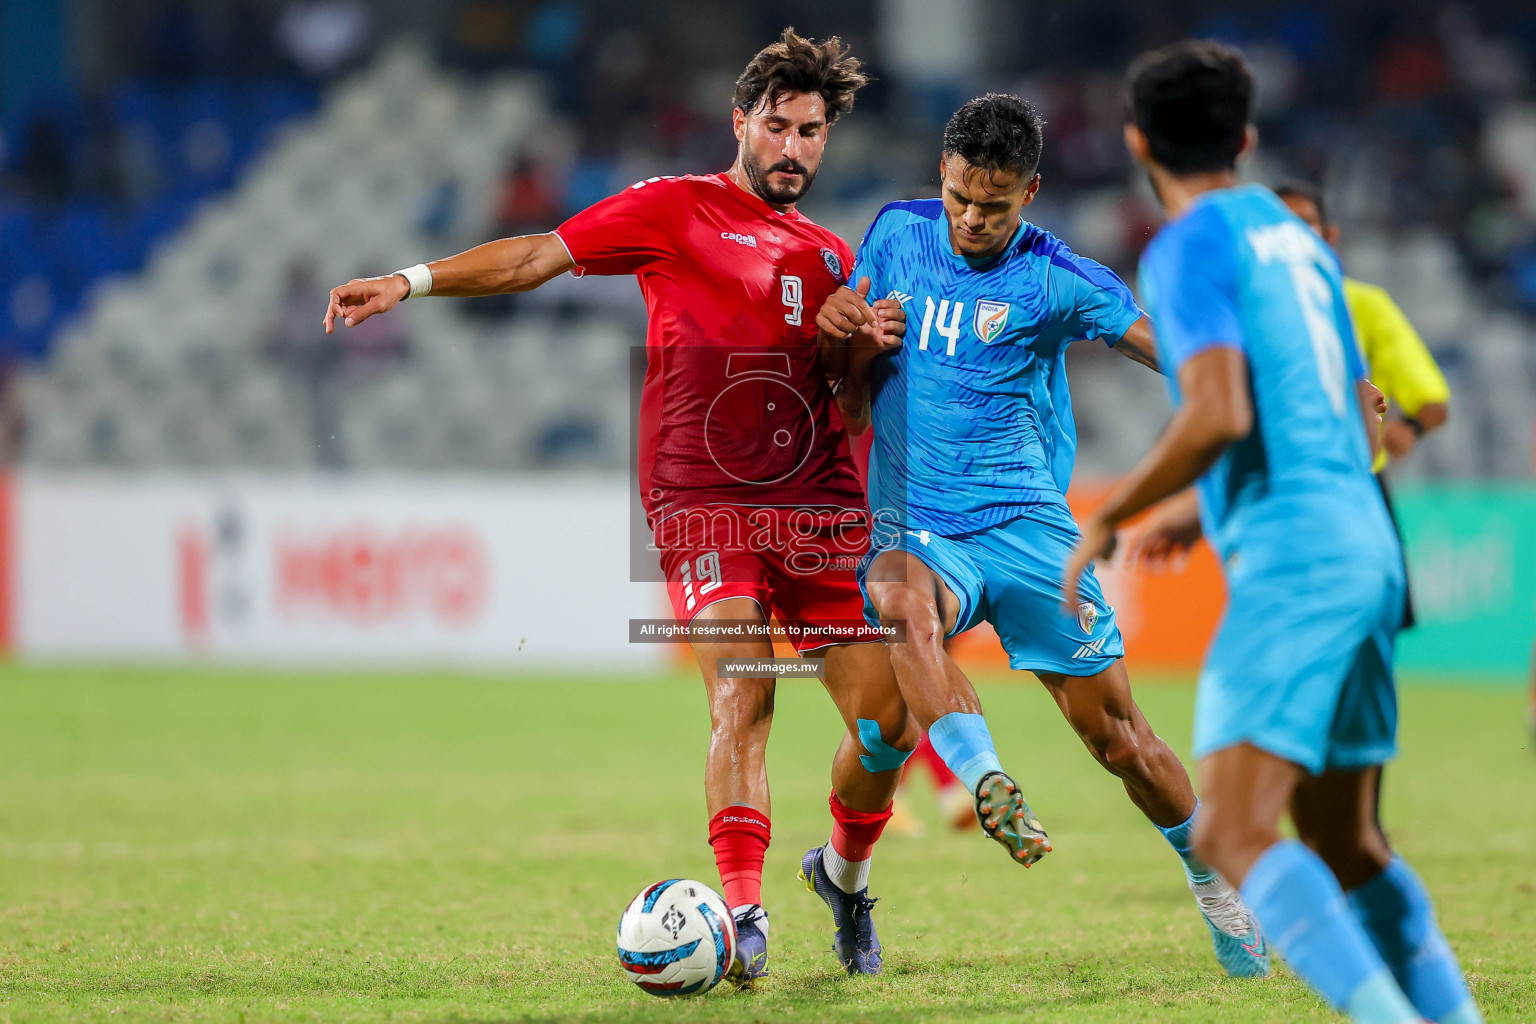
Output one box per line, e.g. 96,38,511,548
455,1,1536,306
3,0,1535,472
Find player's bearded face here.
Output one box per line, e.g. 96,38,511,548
735,92,827,206
939,155,1040,258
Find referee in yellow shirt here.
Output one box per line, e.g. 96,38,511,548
1278,182,1451,629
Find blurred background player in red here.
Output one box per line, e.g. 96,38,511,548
323,29,916,983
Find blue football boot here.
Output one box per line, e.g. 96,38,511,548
726,903,769,986
798,847,882,975
1190,876,1270,978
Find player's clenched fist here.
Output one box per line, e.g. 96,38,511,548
322,274,410,334
817,277,904,343
816,277,876,340
816,276,905,379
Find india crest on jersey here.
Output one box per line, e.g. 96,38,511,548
974,300,1010,344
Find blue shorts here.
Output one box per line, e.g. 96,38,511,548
858,503,1124,675
1194,551,1404,774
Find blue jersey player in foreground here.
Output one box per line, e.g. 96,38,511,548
1064,41,1482,1024
814,93,1267,978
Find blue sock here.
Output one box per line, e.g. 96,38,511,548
927,712,1003,794
1347,857,1482,1024
1241,840,1417,1023
1155,800,1218,885
1437,1005,1485,1024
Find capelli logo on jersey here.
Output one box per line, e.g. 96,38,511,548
721,231,758,247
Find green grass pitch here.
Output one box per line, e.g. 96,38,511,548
0,665,1531,1022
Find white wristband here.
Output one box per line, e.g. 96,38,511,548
395,263,432,299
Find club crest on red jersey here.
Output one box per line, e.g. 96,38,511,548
820,248,844,283
974,300,1010,344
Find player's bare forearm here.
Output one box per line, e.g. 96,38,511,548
1094,346,1251,530
324,233,575,333
423,233,575,296
816,326,851,381
1111,316,1162,373
1380,398,1444,460
817,282,904,436
1414,401,1448,433
835,360,872,435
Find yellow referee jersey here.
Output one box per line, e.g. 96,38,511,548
1344,277,1450,471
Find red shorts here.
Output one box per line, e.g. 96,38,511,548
654,505,881,652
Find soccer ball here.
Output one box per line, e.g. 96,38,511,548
617,878,737,997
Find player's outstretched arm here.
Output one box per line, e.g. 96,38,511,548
1063,346,1251,607
1111,316,1162,373
323,233,575,333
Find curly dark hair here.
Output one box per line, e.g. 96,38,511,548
733,27,868,123
941,93,1045,180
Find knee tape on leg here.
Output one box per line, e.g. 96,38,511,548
856,718,913,773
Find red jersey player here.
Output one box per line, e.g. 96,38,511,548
324,30,916,983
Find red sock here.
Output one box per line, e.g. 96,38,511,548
708,805,770,909
911,732,958,789
828,790,893,862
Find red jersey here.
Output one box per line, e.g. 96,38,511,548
554,173,865,525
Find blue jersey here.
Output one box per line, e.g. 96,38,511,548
853,200,1143,535
1137,184,1397,567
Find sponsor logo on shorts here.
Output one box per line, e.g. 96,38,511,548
1072,635,1108,660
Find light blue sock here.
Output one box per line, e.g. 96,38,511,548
1437,1005,1485,1024
1345,970,1429,1024
1241,840,1417,1023
927,712,1003,794
1155,800,1218,885
1347,857,1482,1024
